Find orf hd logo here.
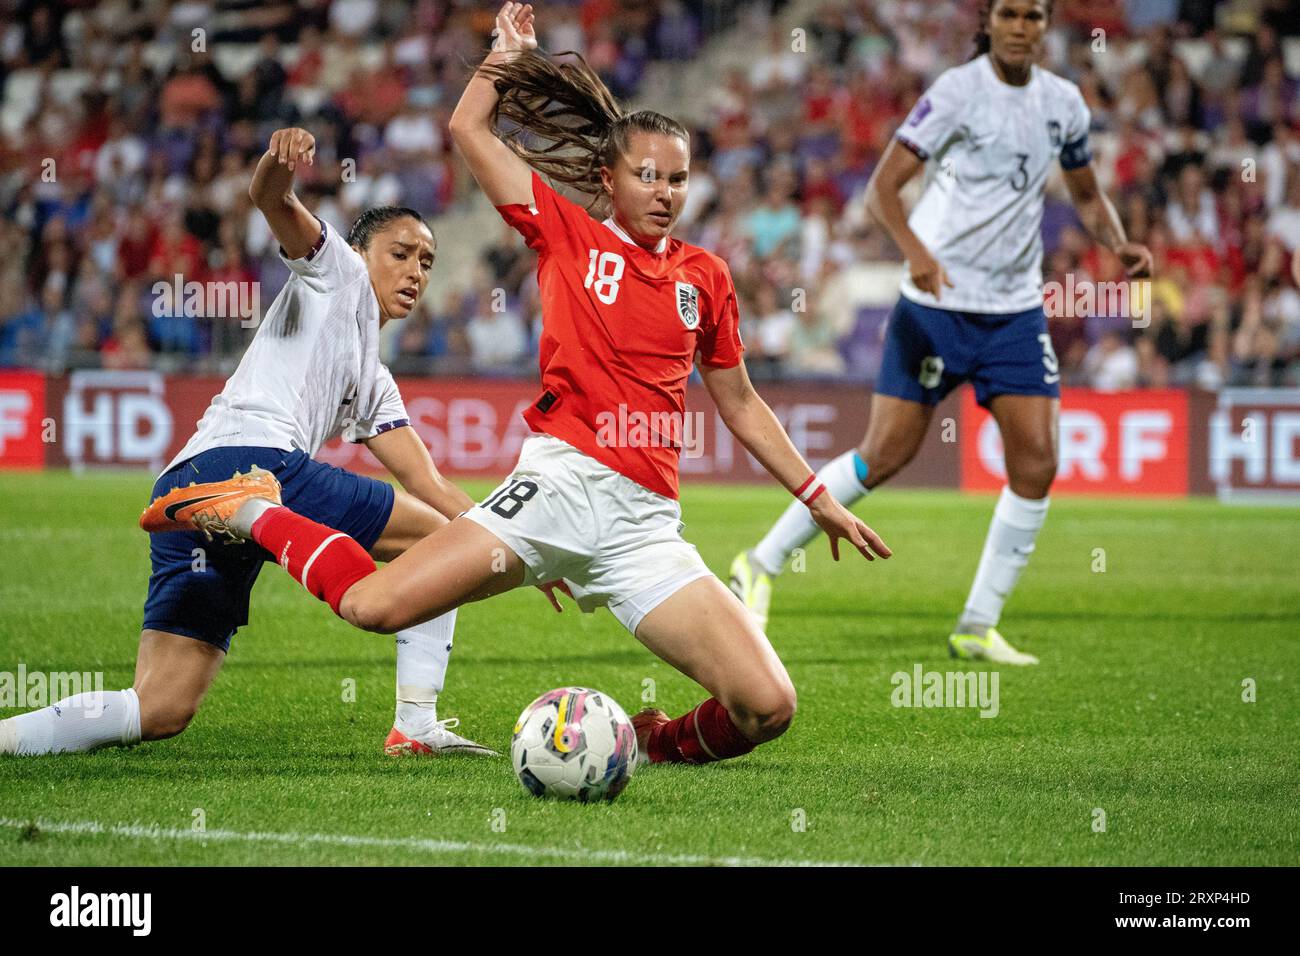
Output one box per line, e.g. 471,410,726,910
50,886,151,936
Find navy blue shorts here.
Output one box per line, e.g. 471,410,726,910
876,295,1061,408
142,446,394,652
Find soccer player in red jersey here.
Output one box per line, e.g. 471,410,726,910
140,2,890,766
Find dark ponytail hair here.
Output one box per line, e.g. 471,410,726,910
476,50,689,207
973,0,1054,58
346,206,430,250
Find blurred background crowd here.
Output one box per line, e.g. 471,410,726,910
2,0,1299,389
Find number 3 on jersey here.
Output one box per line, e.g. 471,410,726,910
584,249,625,305
1038,332,1061,384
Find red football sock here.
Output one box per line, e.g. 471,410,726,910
251,507,375,616
647,698,756,764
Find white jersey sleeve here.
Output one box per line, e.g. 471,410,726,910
895,69,965,162
163,215,389,473
343,363,410,444
279,219,368,293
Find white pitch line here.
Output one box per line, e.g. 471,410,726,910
0,817,872,867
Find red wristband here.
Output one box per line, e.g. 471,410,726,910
793,474,825,505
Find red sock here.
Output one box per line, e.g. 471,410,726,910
647,698,756,764
251,507,375,616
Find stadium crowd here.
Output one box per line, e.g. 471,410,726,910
2,0,1299,389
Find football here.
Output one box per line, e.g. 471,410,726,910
510,687,638,802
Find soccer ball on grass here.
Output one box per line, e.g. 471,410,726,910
510,686,637,802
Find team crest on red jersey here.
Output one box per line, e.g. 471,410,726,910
675,281,699,330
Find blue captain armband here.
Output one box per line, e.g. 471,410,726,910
1060,134,1092,170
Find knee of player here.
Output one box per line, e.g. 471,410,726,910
139,698,197,741
340,586,407,634
1010,449,1057,495
1037,455,1059,488
734,685,797,743
339,594,385,633
765,687,798,738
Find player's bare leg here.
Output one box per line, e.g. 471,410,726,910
630,577,796,764
133,629,226,740
950,394,1058,665
368,490,445,561
0,631,210,755
856,394,936,488
734,394,932,627
992,394,1059,501
368,492,496,756
339,515,526,632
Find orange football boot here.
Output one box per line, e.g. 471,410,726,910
140,465,282,542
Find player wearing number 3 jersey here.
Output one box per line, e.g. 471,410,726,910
731,0,1155,665
137,2,891,767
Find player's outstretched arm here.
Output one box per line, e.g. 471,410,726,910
700,361,891,563
1063,163,1153,278
365,425,475,520
865,139,953,300
448,2,537,207
248,127,320,260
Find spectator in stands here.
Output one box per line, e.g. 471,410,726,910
464,288,526,374
1085,329,1140,391
745,164,801,258
2,0,1298,388
787,292,845,378
749,24,807,94
1266,168,1300,257
749,282,796,374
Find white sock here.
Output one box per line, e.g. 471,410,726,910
394,609,456,733
752,450,871,574
959,486,1050,630
0,688,141,755
231,498,279,538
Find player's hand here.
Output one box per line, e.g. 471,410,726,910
909,247,953,300
1117,242,1153,278
537,578,572,613
268,128,315,173
808,495,892,562
492,2,537,54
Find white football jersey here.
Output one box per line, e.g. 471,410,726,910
895,54,1092,314
163,221,409,474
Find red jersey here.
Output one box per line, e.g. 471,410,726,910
495,171,745,499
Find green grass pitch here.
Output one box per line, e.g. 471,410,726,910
1,471,1296,866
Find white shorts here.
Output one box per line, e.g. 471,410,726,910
462,434,714,634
